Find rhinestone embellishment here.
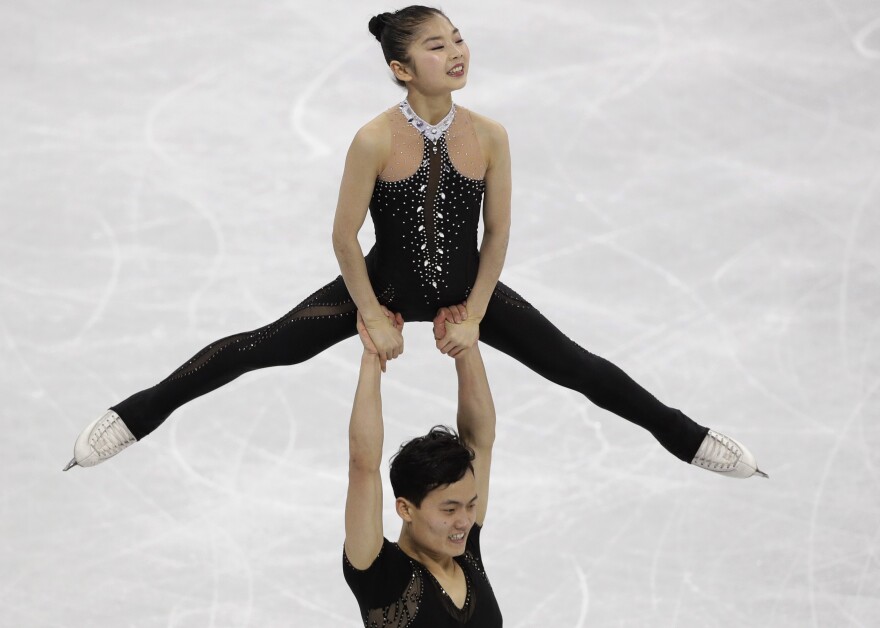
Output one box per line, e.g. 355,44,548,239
399,99,456,145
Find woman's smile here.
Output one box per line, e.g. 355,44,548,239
447,63,465,77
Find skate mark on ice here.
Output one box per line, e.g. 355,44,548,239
572,559,590,628
143,66,229,329
69,216,121,346
289,42,372,159
837,165,880,369
807,375,880,628
853,15,880,59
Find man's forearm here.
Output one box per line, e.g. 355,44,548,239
455,347,496,450
349,352,384,470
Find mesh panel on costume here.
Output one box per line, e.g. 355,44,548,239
164,281,361,382
445,107,487,181
377,106,487,183
378,107,425,183
364,570,422,628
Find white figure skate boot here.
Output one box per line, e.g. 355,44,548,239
63,410,136,471
691,429,768,479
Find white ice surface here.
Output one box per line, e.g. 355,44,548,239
2,0,880,626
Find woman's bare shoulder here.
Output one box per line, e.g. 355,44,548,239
347,108,397,169
353,108,396,147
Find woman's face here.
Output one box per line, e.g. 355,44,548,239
402,14,470,94
402,469,478,557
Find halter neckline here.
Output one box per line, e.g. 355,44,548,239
399,99,456,145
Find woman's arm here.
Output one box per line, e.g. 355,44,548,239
433,118,511,356
467,119,512,320
454,344,496,526
344,310,401,569
332,120,404,370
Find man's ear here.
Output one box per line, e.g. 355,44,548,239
396,497,415,522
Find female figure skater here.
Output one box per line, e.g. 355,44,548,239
343,308,502,625
64,6,766,479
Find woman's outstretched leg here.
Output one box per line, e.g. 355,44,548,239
478,282,709,462
65,276,364,469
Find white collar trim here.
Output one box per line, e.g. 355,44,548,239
399,99,456,144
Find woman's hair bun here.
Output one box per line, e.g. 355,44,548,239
368,13,392,42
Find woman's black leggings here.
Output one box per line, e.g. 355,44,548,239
112,277,708,462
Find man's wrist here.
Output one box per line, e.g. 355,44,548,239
361,351,381,365
454,342,481,361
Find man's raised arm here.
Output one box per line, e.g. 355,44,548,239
344,309,402,569
454,344,496,527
